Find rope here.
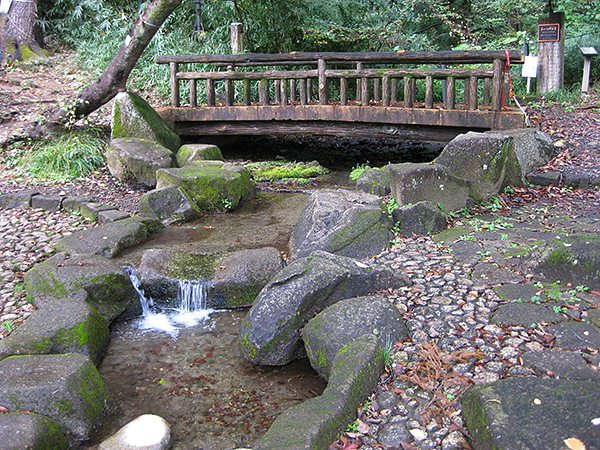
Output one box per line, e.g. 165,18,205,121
504,49,530,127
138,15,159,28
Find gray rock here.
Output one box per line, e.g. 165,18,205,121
79,202,118,221
356,167,391,196
389,162,471,213
391,201,447,236
111,91,181,152
491,302,566,327
156,161,255,213
548,321,600,350
0,412,67,450
98,414,171,450
522,348,600,380
107,138,175,189
0,190,38,209
139,185,201,225
24,252,139,321
0,332,52,360
494,283,540,302
471,262,524,285
176,143,223,167
377,422,411,447
288,189,392,261
462,377,600,450
450,240,481,264
239,251,411,366
303,295,407,380
98,209,130,225
435,131,516,202
2,290,110,365
527,171,562,187
0,353,116,441
31,194,64,212
62,195,97,214
54,217,158,258
254,334,384,450
485,128,554,184
522,233,600,290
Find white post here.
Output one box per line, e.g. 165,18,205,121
231,22,243,54
580,47,597,93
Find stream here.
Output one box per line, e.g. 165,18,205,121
92,172,355,449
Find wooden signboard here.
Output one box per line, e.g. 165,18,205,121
538,23,560,42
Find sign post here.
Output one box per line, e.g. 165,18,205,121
580,47,597,93
537,12,565,93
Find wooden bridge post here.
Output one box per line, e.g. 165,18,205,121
382,76,390,107
356,62,364,102
403,77,412,108
225,65,234,106
299,79,307,105
170,62,179,107
259,78,270,105
446,76,455,109
206,79,216,106
391,78,398,104
190,79,197,107
425,76,433,109
280,79,288,105
243,79,251,105
469,76,478,110
483,78,491,105
361,76,369,106
290,79,297,103
340,78,348,105
374,78,381,103
318,58,328,105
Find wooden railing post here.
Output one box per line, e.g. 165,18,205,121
483,78,491,105
225,65,234,106
170,62,179,107
469,76,478,110
274,80,282,104
425,76,433,109
300,79,307,105
446,76,455,109
318,58,328,105
340,77,348,105
259,78,270,105
243,79,251,105
374,78,381,103
206,79,215,107
280,79,288,105
190,79,197,107
356,62,364,102
391,78,398,104
382,76,390,107
492,58,503,111
403,77,412,108
361,76,369,106
290,79,297,104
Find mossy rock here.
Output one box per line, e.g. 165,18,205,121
0,412,67,450
176,143,224,167
156,162,255,212
0,353,116,441
111,92,181,152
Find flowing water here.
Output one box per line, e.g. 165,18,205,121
93,176,356,449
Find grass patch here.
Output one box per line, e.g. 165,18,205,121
349,161,372,182
245,161,329,182
19,129,106,181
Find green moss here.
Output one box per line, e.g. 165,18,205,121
74,360,113,422
167,253,218,280
246,161,329,182
240,331,257,359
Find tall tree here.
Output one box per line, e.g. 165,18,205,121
32,0,183,137
4,0,44,60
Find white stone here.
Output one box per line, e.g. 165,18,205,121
98,414,171,450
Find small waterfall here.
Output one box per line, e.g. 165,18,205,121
123,266,214,337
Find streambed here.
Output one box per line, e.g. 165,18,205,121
92,174,353,449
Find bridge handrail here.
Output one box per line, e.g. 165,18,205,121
156,50,522,111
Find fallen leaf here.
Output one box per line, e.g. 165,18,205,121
564,438,586,450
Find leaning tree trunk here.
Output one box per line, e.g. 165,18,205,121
5,0,43,60
31,0,183,137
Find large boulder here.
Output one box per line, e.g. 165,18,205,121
0,354,116,441
288,189,393,261
355,167,391,197
54,217,161,259
389,162,471,213
156,161,255,213
106,138,175,189
0,290,110,365
24,252,139,320
485,128,554,182
434,131,517,203
239,250,411,366
254,334,384,450
0,413,67,450
391,201,447,236
139,185,201,225
463,377,600,450
303,295,407,380
111,92,181,152
176,143,224,167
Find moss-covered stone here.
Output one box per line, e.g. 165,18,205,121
0,412,67,450
176,143,224,167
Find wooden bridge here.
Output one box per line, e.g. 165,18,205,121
155,50,526,142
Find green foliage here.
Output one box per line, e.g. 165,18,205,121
245,161,329,182
19,130,106,181
349,161,371,182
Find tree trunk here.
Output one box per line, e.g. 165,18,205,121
5,0,43,60
32,0,183,137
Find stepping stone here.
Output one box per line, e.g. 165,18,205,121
494,283,540,302
463,377,600,450
548,321,600,350
491,302,566,327
521,348,600,380
450,240,481,265
472,262,524,285
31,195,64,212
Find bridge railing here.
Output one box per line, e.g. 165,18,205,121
156,50,522,112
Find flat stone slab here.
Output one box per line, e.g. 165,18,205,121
451,240,481,265
471,262,524,285
494,283,540,302
54,217,157,258
548,321,600,350
0,412,67,450
521,348,600,380
463,377,600,450
491,303,566,327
